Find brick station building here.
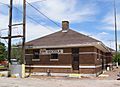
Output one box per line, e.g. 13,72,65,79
25,21,113,76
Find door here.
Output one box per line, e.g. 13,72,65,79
72,48,79,70
102,57,104,70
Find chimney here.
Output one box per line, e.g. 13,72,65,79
62,21,69,32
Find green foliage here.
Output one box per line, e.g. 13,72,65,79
113,52,120,64
11,44,22,64
0,42,7,61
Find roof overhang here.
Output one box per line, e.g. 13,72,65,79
26,42,110,52
94,42,110,52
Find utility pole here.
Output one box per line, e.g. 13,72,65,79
22,0,26,64
8,0,13,63
113,0,118,68
1,0,26,64
0,31,1,43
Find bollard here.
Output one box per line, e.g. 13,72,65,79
47,69,51,76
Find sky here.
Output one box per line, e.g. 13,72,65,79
0,0,120,50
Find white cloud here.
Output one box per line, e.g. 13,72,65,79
0,0,98,23
95,0,120,3
26,22,60,41
76,30,116,49
0,13,59,43
0,13,9,45
0,14,9,29
32,0,98,23
99,32,109,35
0,0,40,5
101,12,120,31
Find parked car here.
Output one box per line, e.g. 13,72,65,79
11,59,20,65
0,60,8,66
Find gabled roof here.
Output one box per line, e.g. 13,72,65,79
26,29,100,47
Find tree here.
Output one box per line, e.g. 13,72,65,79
11,44,22,64
0,42,7,61
113,52,120,65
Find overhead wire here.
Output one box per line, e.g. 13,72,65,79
26,0,61,28
4,39,8,44
0,27,18,31
31,0,47,3
0,2,10,7
0,1,54,32
13,6,54,32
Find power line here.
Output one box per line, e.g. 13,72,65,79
31,0,47,3
0,2,10,7
0,2,54,32
107,40,115,48
4,39,8,44
0,27,18,31
13,6,54,32
26,0,61,28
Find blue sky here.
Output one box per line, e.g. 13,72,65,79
0,0,120,50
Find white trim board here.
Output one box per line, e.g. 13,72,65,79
79,65,102,68
26,65,71,68
26,65,102,69
25,52,100,55
30,72,100,77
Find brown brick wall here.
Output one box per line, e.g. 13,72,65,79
79,46,95,52
36,54,72,65
25,46,108,74
105,52,112,64
80,68,95,74
95,67,102,74
26,67,97,74
26,67,72,73
79,54,95,65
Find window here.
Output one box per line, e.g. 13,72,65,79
32,49,40,61
50,53,59,61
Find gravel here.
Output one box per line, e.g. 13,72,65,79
0,66,120,87
0,78,120,87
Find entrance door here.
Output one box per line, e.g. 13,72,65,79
72,48,79,70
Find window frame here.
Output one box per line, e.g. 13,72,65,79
32,49,40,61
50,53,59,61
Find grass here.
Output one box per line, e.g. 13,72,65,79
0,65,5,69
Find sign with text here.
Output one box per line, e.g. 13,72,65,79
40,49,63,54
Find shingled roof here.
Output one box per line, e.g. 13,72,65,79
26,21,110,52
26,29,100,47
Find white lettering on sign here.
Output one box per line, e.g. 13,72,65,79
40,49,63,54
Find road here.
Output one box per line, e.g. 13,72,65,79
0,78,120,87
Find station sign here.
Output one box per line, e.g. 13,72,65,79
40,49,63,54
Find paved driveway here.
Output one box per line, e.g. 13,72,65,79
0,78,120,87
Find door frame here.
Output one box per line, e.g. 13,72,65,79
72,48,79,70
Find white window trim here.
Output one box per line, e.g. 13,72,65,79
50,59,59,61
32,59,40,61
